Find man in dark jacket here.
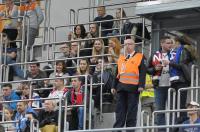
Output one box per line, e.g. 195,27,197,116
94,6,114,37
111,39,146,132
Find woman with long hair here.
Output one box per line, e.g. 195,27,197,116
90,39,105,65
76,59,90,75
108,37,121,63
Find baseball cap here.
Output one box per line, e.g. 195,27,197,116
187,101,200,107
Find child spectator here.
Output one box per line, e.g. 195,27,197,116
2,107,16,131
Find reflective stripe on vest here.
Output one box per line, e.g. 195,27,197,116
117,53,143,85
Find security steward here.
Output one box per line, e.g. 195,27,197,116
111,38,146,132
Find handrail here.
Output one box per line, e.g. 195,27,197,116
191,65,199,101
177,86,200,117
0,74,86,84
141,110,150,132
30,119,39,132
66,123,200,132
167,88,176,127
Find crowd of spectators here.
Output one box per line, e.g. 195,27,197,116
0,1,199,132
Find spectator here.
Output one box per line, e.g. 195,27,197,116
179,101,200,132
20,82,42,108
18,0,44,61
76,58,90,75
94,6,114,37
67,77,85,130
140,74,155,127
112,8,127,35
107,37,121,63
86,23,99,47
57,43,73,70
2,107,16,131
163,36,194,119
0,0,18,48
90,39,105,65
68,24,89,57
69,41,79,71
48,77,68,104
2,48,24,80
68,24,87,41
14,101,37,132
147,36,172,132
49,60,70,85
111,39,146,132
2,83,20,111
26,60,47,97
92,58,113,109
39,100,60,132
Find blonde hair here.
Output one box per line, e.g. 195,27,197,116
92,39,105,56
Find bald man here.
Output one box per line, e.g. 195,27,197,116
111,39,147,131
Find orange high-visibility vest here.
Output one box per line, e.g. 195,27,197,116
117,53,143,85
0,5,6,32
19,2,37,11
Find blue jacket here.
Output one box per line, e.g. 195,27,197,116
3,91,20,110
15,107,37,132
179,118,200,132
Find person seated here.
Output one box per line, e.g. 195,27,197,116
2,48,24,80
179,101,200,132
38,100,61,132
20,82,42,108
94,6,114,37
14,101,37,132
90,39,105,66
107,37,121,63
76,58,91,76
2,107,16,131
49,60,70,84
48,77,69,104
67,76,85,130
86,23,100,55
26,59,47,96
2,83,20,111
57,43,73,70
68,24,89,57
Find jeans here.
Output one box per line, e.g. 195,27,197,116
78,107,84,130
154,87,169,132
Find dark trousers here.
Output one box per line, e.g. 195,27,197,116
171,82,189,118
113,91,139,132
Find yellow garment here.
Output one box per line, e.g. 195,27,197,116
40,125,58,132
140,74,154,98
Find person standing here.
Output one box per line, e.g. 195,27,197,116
147,36,172,132
18,0,44,61
111,38,146,132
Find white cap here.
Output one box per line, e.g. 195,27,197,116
187,101,200,107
